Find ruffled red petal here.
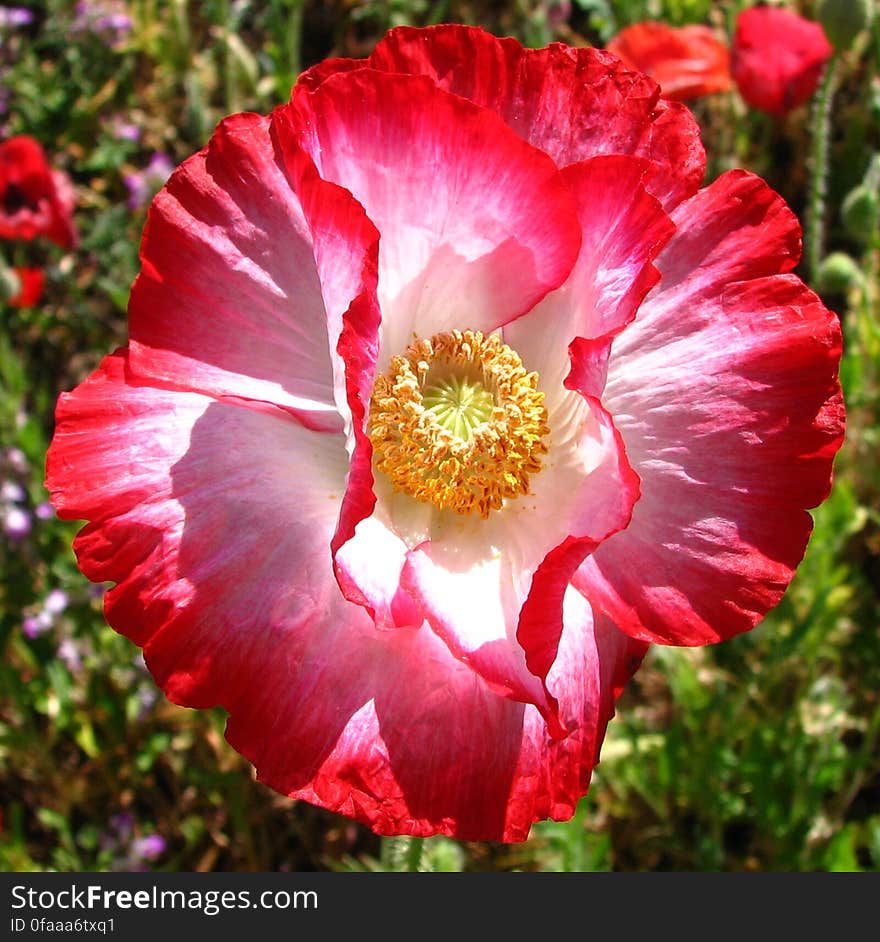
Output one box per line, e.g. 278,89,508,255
505,154,674,393
126,111,382,436
288,67,582,356
575,172,844,645
298,24,706,210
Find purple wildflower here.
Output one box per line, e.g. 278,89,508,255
136,684,158,721
72,0,132,46
34,501,56,520
124,152,174,209
57,637,83,673
23,611,52,639
132,834,166,861
108,117,142,143
2,447,28,474
2,504,30,539
1,480,25,503
0,7,34,29
44,588,70,616
109,812,135,840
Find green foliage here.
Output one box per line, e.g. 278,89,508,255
1,0,878,873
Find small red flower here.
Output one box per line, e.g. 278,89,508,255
46,25,844,841
607,21,731,101
732,5,832,116
0,135,78,249
8,267,44,306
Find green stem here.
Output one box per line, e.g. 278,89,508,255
806,53,839,287
405,837,423,872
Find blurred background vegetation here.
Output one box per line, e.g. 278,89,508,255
1,0,878,872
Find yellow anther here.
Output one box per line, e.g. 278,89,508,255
368,329,549,517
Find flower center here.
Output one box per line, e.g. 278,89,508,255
368,329,549,517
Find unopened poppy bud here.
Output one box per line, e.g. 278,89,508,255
818,252,862,294
816,0,873,49
841,184,879,243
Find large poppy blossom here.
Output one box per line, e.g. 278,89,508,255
606,21,731,101
732,6,832,116
46,25,844,841
0,135,77,249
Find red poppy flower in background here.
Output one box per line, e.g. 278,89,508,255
46,25,844,841
0,135,77,249
732,5,832,116
8,266,44,306
606,21,731,101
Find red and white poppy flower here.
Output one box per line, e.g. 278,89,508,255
46,26,844,841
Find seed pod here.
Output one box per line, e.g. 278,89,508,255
818,251,862,294
842,184,879,244
816,0,873,49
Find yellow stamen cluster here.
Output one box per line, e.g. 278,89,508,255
368,329,549,517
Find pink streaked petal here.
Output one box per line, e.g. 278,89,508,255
505,590,649,837
297,56,367,91
516,395,640,684
504,155,674,398
46,352,351,647
288,68,581,358
332,513,421,629
231,588,645,841
269,116,383,593
47,352,211,531
354,24,706,209
636,99,706,210
576,273,844,646
400,547,563,734
653,170,802,308
565,336,614,400
128,112,347,428
267,120,379,412
389,385,638,730
228,618,524,840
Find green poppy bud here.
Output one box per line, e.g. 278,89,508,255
818,251,862,294
816,0,873,49
842,184,879,244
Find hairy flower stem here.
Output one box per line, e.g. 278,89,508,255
806,53,839,287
